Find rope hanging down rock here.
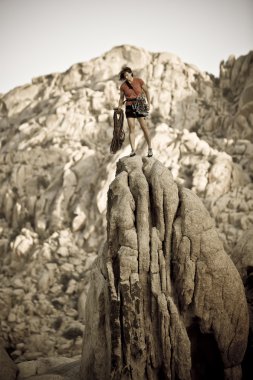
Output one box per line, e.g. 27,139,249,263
110,108,125,154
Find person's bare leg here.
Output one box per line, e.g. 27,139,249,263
127,117,136,153
138,117,152,154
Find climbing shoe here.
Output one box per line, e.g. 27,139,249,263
147,148,153,157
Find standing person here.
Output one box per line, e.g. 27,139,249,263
118,67,153,157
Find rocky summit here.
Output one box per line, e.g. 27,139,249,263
0,45,252,379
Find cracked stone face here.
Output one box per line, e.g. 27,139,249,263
80,156,249,380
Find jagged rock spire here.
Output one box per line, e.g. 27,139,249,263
80,156,249,380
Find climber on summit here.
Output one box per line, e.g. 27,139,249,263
117,67,153,157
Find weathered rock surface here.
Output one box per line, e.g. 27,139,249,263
231,229,253,333
231,229,253,379
80,156,249,380
231,229,253,283
0,339,18,380
17,356,80,380
0,227,93,364
0,45,252,363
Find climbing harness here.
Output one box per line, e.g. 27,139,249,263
131,95,149,117
110,108,125,154
124,81,149,117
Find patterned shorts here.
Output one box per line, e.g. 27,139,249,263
125,105,147,119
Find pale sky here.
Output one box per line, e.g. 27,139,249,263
0,0,252,94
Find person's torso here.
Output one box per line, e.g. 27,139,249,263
121,77,144,105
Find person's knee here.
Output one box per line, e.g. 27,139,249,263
128,123,135,132
140,123,148,133
138,118,147,128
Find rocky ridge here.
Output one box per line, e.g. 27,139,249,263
0,45,252,363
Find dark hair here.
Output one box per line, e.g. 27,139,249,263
119,67,133,81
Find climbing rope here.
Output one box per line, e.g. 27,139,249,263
110,108,125,154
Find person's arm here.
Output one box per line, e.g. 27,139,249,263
142,84,150,109
118,90,125,109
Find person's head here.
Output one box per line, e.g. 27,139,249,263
119,67,133,81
